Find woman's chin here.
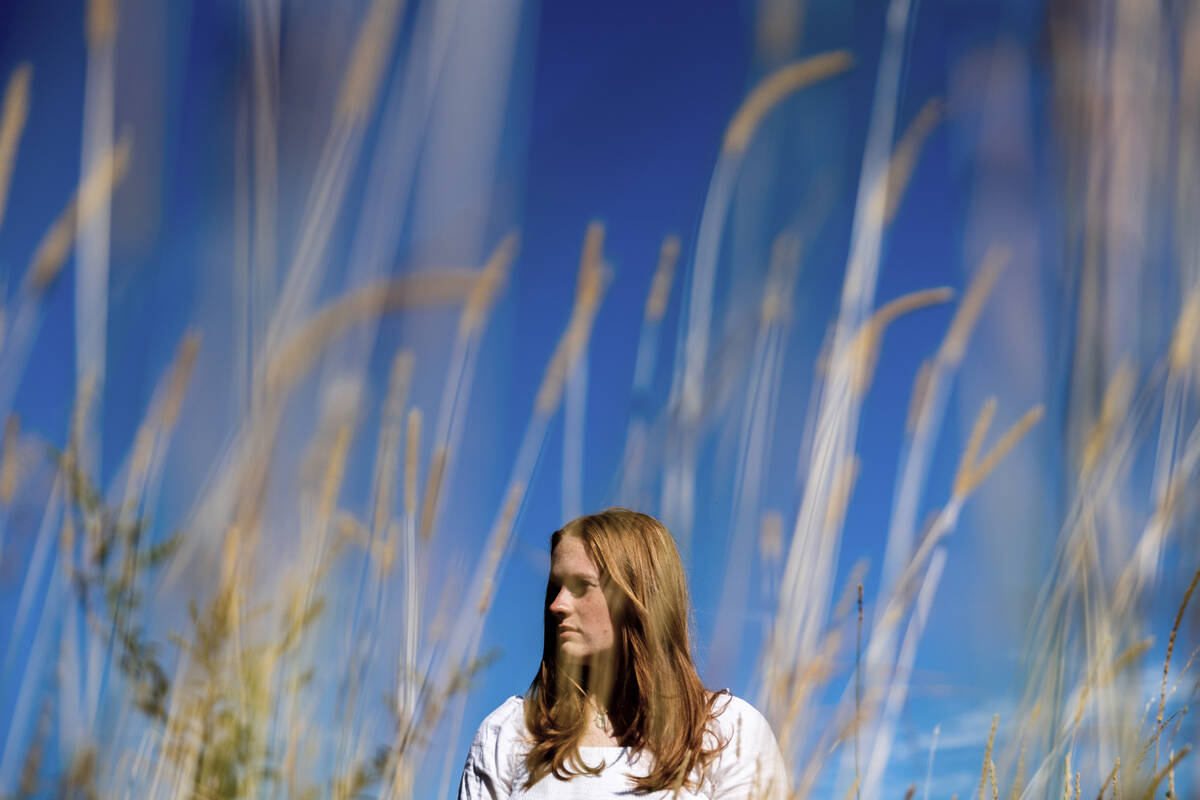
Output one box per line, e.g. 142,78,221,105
556,644,617,671
556,643,587,664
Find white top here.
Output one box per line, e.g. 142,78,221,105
457,694,789,799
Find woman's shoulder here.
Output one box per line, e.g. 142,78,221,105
473,694,527,742
706,692,789,797
707,692,780,751
461,696,529,797
710,692,770,728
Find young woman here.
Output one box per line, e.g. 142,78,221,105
457,508,788,798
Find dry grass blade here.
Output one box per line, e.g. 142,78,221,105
28,133,131,293
978,714,998,800
1063,638,1152,734
873,289,956,335
574,220,605,306
761,233,802,324
724,51,853,154
418,446,446,543
458,232,519,337
825,456,861,532
318,426,353,532
904,245,1005,436
264,271,477,399
956,404,1044,497
1081,361,1133,476
966,404,1044,489
475,482,523,615
0,63,31,232
1148,745,1190,799
831,559,868,622
940,246,1007,366
882,98,944,224
86,0,117,46
905,358,932,433
848,287,955,393
338,0,406,122
855,582,864,800
645,235,681,323
1010,741,1027,800
955,398,996,497
69,373,98,458
535,223,609,415
1168,291,1200,371
114,331,202,580
0,414,19,506
1095,758,1119,800
372,350,414,542
161,332,202,428
16,700,51,797
418,234,519,551
1155,564,1200,771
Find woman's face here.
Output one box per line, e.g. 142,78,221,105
548,534,615,665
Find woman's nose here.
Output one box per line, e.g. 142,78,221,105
549,588,570,616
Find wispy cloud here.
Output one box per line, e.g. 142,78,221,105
914,702,1015,753
922,767,979,799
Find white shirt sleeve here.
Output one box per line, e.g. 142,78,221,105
708,696,790,800
457,697,523,800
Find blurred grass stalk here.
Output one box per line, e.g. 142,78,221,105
0,0,1198,798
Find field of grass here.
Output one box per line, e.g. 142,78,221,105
0,1,1197,798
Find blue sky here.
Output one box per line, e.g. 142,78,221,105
1,0,1196,797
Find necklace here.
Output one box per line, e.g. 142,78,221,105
593,704,608,731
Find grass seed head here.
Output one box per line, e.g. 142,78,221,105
86,0,117,47
419,446,447,542
0,63,31,231
161,332,201,428
824,456,860,532
940,247,1007,367
459,231,519,338
645,234,681,322
1081,361,1132,476
29,133,131,293
955,403,1044,497
724,51,853,155
881,97,944,225
264,271,475,400
337,0,404,122
848,287,953,395
977,713,998,800
1168,291,1200,371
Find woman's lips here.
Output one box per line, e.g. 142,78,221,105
557,627,579,637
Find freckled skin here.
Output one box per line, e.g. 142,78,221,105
548,535,615,664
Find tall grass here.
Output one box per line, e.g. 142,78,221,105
0,1,1197,798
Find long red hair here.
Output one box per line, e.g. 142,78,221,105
522,508,727,793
